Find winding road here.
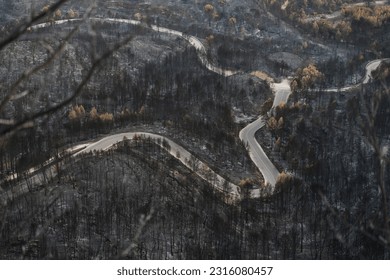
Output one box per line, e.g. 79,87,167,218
31,17,238,77
239,117,279,187
74,132,241,200
2,16,388,202
238,79,293,187
324,58,388,92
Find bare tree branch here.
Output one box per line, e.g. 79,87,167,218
120,205,155,258
0,0,69,51
0,35,133,141
0,26,79,114
0,5,96,114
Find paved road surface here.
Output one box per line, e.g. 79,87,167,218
74,132,241,200
5,17,386,199
239,117,279,187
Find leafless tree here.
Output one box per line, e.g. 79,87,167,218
359,76,390,255
0,0,135,258
0,0,132,141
